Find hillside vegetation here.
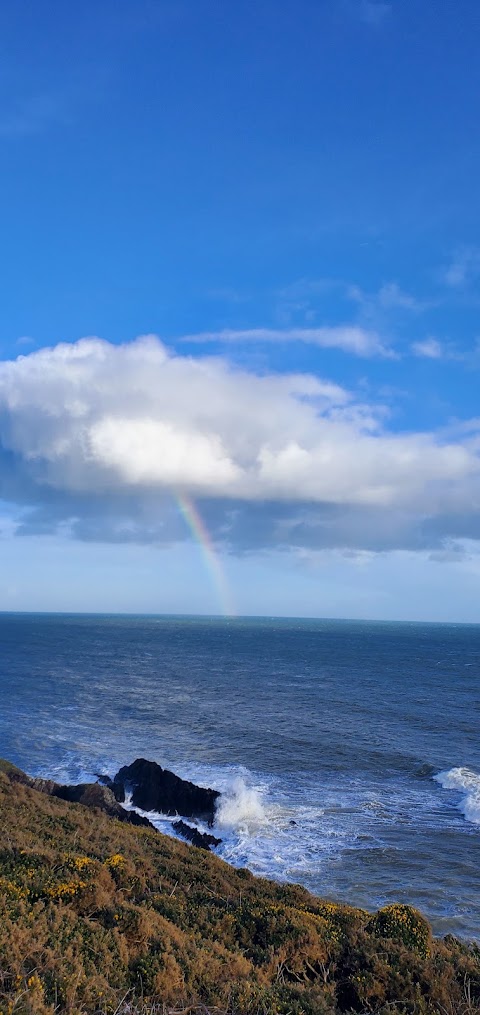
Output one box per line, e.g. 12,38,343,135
0,761,479,1015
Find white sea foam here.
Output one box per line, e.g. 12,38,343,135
434,767,480,825
215,775,267,829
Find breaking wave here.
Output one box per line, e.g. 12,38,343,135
435,767,480,825
215,775,267,829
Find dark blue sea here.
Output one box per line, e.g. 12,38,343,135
1,613,479,938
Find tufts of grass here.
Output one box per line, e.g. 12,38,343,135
0,763,479,1015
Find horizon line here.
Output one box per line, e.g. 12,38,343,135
0,609,478,627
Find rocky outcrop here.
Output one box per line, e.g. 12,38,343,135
95,773,115,788
172,819,222,850
52,782,155,828
0,756,221,841
113,758,220,824
0,759,154,829
0,759,54,793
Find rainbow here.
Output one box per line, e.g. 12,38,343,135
175,491,236,617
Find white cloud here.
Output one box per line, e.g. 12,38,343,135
349,282,422,313
1,337,480,533
411,338,444,359
272,277,424,339
181,325,393,358
444,247,480,288
90,417,241,487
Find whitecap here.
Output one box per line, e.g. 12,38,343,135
434,766,480,825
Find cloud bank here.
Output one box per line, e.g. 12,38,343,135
1,336,480,554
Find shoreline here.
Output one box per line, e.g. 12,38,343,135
5,754,478,942
1,756,476,943
1,755,479,1014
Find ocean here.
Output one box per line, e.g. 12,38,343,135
1,613,479,939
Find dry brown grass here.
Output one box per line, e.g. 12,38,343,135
0,764,479,1015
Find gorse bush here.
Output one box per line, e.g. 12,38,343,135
0,765,479,1015
368,903,431,957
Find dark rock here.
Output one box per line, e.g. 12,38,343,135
95,773,115,788
120,807,155,829
0,759,154,829
172,819,222,850
414,764,435,779
52,782,155,828
113,782,125,803
1,756,221,837
52,783,88,804
31,777,58,795
113,758,220,825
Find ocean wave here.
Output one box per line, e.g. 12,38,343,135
215,775,267,829
434,767,480,825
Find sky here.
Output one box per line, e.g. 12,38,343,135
1,0,480,621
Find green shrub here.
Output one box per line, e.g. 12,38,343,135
368,903,431,956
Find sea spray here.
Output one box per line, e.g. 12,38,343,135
215,775,267,829
434,767,480,825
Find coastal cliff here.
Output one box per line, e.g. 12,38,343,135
0,759,478,1015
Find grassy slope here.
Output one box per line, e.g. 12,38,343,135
0,764,479,1015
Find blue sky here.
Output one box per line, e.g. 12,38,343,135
1,0,480,620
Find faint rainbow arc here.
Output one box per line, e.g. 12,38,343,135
175,491,236,618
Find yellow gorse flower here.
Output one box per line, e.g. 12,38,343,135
104,854,126,869
48,880,87,899
73,856,94,870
